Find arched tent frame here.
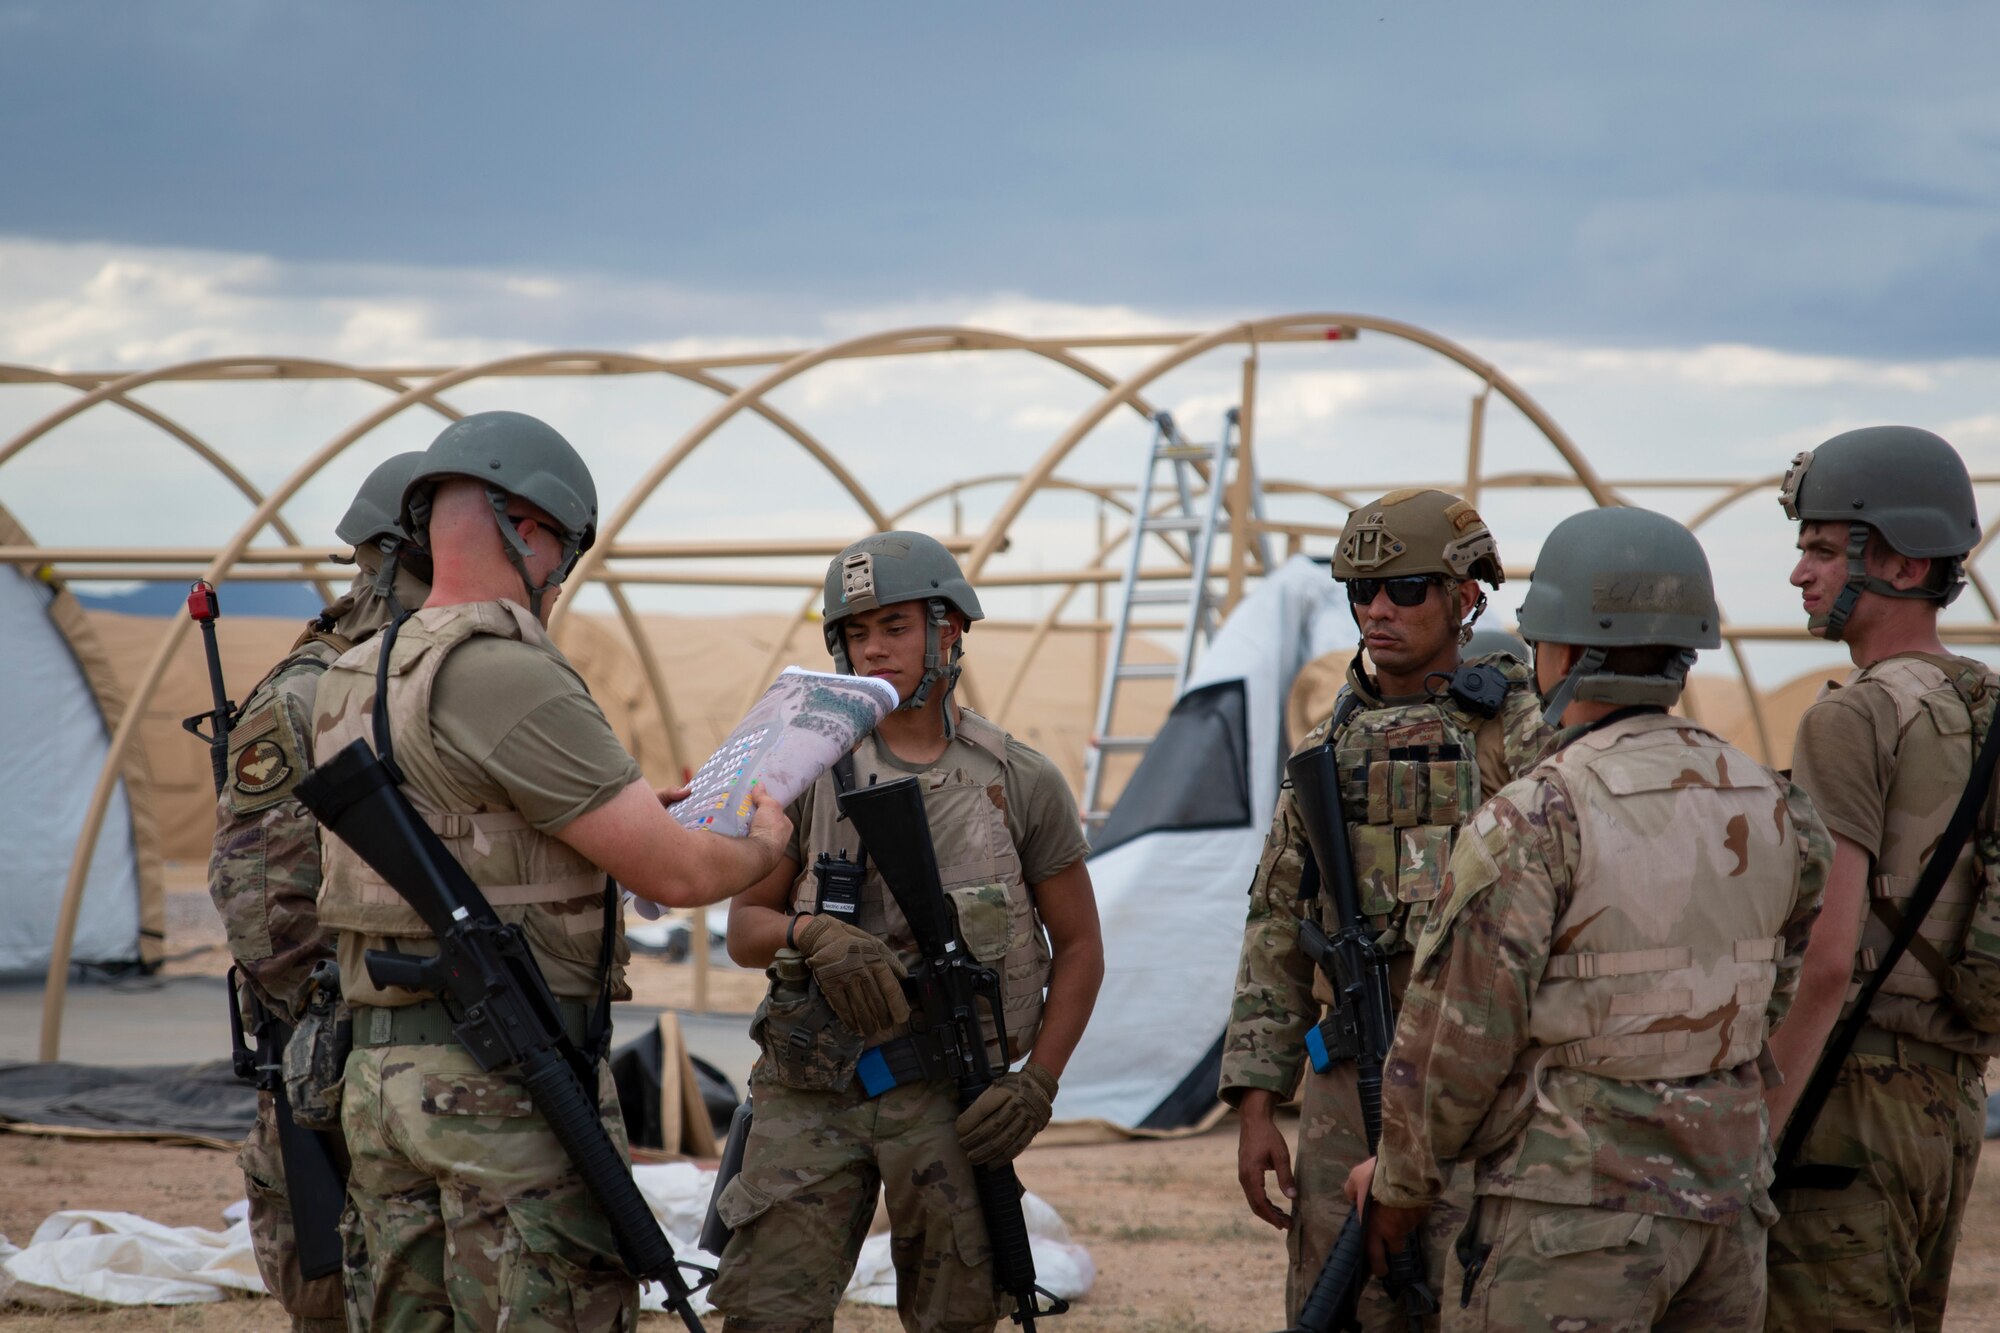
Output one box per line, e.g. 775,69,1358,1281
7,314,1999,1058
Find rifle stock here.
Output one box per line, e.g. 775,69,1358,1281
296,738,711,1331
836,776,1068,1331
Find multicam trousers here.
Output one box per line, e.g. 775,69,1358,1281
239,1089,348,1333
708,1064,1005,1333
1455,1195,1767,1332
1766,1047,1986,1333
339,1042,638,1333
1289,1060,1466,1331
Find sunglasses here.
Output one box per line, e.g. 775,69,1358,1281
1344,575,1438,608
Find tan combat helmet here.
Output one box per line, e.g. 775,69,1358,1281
1334,488,1505,640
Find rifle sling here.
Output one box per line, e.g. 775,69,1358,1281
1778,671,2000,1179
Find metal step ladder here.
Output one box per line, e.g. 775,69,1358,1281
1081,408,1263,830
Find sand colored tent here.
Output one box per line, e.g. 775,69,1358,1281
0,504,163,977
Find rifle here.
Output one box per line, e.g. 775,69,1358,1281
1281,742,1438,1333
182,580,347,1282
836,775,1068,1331
180,581,234,794
1776,681,2000,1191
295,729,713,1332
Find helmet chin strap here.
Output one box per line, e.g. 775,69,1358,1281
1818,520,1958,642
1455,587,1489,647
485,486,579,621
369,535,408,617
1537,646,1608,729
899,598,964,742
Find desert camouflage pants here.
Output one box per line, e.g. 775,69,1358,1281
708,1063,1005,1333
339,1043,638,1333
1455,1195,1767,1332
239,1089,349,1333
1289,1060,1465,1331
1766,1049,1985,1333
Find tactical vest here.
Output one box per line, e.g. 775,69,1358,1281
1525,715,1797,1081
1324,655,1534,948
790,709,1051,1061
315,601,619,1007
1833,654,2000,1053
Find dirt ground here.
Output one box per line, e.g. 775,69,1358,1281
13,875,1997,1329
3,1122,1999,1332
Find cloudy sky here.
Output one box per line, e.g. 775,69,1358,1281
2,2,1997,682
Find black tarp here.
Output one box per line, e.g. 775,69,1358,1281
1091,678,1253,858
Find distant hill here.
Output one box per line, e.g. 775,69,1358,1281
71,582,325,619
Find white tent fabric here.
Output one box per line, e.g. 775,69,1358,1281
0,561,144,976
1053,556,1353,1128
0,1167,1094,1312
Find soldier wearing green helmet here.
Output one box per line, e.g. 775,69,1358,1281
1221,488,1552,1331
712,531,1103,1333
208,450,431,1333
1351,505,1830,1331
310,411,791,1330
1767,426,1998,1332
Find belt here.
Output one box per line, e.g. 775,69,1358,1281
1848,1026,1986,1081
351,998,595,1051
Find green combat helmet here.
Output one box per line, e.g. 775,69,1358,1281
1779,425,1981,641
822,531,984,737
1333,487,1505,641
335,451,428,610
401,411,598,619
1518,506,1721,727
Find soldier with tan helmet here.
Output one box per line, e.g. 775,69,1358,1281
711,531,1103,1333
210,450,430,1333
1220,489,1551,1330
1349,506,1830,1330
1767,427,1997,1331
312,411,791,1330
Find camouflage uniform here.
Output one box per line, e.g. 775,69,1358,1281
315,600,641,1333
1768,654,2000,1333
708,710,1087,1333
211,573,414,1333
1219,654,1551,1328
1371,714,1832,1332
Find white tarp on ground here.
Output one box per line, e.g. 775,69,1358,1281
0,562,142,975
0,1165,1095,1313
1052,555,1352,1129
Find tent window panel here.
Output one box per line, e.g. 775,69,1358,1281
1092,678,1252,856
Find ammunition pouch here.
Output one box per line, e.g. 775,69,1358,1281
283,963,352,1133
751,971,863,1092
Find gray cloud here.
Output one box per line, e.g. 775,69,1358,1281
0,2,1996,354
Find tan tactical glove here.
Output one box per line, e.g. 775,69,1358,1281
955,1062,1059,1166
791,913,910,1041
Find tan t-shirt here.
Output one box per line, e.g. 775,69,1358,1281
783,729,1090,887
429,635,642,832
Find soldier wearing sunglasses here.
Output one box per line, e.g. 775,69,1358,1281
1221,488,1552,1330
